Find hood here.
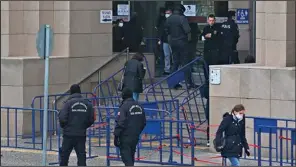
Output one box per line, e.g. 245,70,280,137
223,112,231,118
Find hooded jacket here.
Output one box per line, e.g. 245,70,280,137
215,112,249,158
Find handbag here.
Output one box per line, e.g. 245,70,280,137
213,134,226,152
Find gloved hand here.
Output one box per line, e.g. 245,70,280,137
114,136,120,147
245,149,250,156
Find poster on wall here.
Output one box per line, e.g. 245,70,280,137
236,8,249,24
117,4,129,16
184,5,196,16
100,10,113,23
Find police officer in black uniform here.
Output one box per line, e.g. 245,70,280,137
166,4,197,89
59,84,95,166
114,88,146,166
220,11,240,64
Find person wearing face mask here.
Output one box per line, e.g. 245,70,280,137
220,11,240,64
113,19,124,52
214,104,250,166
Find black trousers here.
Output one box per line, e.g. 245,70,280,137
119,137,139,166
59,136,86,166
171,40,193,86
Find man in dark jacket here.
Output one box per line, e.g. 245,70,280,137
123,52,146,101
215,104,250,166
59,84,95,166
220,11,240,64
114,88,146,166
166,4,196,89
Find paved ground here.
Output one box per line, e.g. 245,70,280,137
1,137,290,166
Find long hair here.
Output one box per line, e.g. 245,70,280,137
132,52,144,62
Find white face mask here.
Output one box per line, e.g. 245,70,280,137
165,14,171,18
118,23,123,27
235,114,243,121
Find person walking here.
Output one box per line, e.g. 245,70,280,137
214,104,250,166
59,84,95,166
122,52,146,101
114,88,146,166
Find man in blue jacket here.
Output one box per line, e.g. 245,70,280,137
59,84,95,166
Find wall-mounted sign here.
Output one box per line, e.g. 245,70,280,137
236,8,249,24
100,10,112,23
184,5,196,16
117,4,129,16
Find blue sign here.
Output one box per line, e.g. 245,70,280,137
236,8,249,24
36,24,54,58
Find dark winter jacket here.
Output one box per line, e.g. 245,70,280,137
215,112,249,158
59,93,95,137
123,58,146,93
114,98,146,138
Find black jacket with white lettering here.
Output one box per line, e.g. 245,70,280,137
114,98,146,138
59,93,95,137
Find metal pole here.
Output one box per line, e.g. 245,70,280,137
126,47,129,61
42,25,50,166
252,1,256,61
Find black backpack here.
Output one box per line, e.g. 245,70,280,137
213,136,226,152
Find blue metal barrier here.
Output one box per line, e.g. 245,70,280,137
257,126,296,166
103,106,197,166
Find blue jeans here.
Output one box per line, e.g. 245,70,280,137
133,93,139,101
228,157,240,166
163,42,171,73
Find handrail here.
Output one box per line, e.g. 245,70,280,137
52,48,130,105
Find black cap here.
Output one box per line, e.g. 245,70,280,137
228,11,236,18
70,84,81,94
121,87,133,100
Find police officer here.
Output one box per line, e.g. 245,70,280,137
114,88,146,166
59,84,95,166
220,11,240,64
166,4,197,89
201,14,221,67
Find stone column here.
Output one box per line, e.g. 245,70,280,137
256,1,295,67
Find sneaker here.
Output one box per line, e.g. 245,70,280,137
174,84,182,90
163,72,170,76
207,141,210,147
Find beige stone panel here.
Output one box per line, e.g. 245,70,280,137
54,11,70,34
255,39,266,65
241,98,271,117
240,68,271,99
79,81,92,93
23,85,43,107
265,1,288,14
1,112,23,137
52,34,69,57
9,11,24,34
39,1,54,11
70,1,112,11
23,58,69,86
287,1,296,14
271,69,295,101
265,13,287,41
271,100,295,120
256,1,264,13
69,11,92,33
23,1,39,10
1,58,23,86
69,34,92,57
39,11,54,28
210,67,240,98
23,11,39,34
99,56,126,80
54,1,70,11
1,1,9,11
286,41,296,67
256,12,265,40
9,1,24,11
236,29,249,51
23,34,38,57
68,56,110,84
89,11,112,34
265,40,287,67
8,34,25,57
1,86,23,107
286,14,296,41
48,84,70,96
228,1,249,9
1,35,9,57
1,11,9,35
90,34,112,57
